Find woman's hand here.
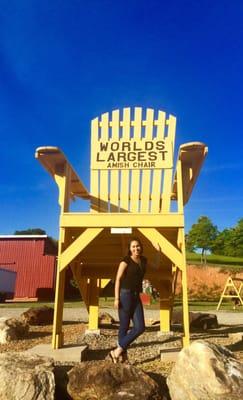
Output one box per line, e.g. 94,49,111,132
114,298,120,309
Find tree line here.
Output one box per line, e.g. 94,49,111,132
186,216,243,262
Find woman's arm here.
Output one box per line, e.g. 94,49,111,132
114,261,127,309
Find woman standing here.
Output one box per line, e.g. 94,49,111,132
109,237,159,363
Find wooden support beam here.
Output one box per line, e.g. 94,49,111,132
61,213,184,228
138,228,184,269
100,279,111,289
59,228,103,271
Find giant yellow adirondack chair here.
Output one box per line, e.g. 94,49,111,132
35,107,207,349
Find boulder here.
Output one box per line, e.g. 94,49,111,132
0,317,29,343
172,311,218,330
167,340,243,400
20,306,54,325
98,312,115,325
0,352,55,400
67,360,162,400
228,332,243,343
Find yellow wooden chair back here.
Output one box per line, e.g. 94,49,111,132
90,107,176,214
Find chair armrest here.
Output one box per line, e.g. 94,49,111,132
172,142,208,205
35,146,90,199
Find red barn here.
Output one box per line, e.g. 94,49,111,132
0,235,57,300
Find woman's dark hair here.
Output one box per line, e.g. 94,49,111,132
127,237,143,255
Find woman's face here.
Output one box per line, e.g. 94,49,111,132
130,240,142,257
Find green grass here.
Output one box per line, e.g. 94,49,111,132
1,298,242,312
186,252,243,269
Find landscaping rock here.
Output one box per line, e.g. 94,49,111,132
98,311,115,325
67,360,163,400
228,332,243,343
0,317,29,343
21,306,54,325
167,340,243,400
0,351,55,400
172,311,218,330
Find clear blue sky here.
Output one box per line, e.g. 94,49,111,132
1,0,243,239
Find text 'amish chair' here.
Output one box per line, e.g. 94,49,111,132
35,107,207,349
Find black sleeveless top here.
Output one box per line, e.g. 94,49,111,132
120,255,147,293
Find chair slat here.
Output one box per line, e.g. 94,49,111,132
161,115,176,212
120,108,131,211
110,110,120,212
130,107,142,212
99,113,109,211
140,109,154,212
151,110,166,212
90,108,176,214
90,118,99,212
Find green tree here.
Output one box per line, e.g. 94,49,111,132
211,219,243,257
14,228,46,235
187,216,218,263
14,228,58,247
232,219,243,256
211,228,232,255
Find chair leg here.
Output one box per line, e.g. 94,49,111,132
88,278,99,331
159,300,171,332
181,269,190,347
52,269,66,349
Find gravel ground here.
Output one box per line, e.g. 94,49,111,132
0,307,242,325
0,309,243,400
0,320,243,400
0,308,243,369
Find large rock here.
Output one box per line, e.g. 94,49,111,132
0,317,29,343
67,360,162,400
172,311,218,330
0,352,55,400
167,340,243,400
21,306,54,325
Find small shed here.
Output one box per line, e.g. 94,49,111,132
0,235,57,300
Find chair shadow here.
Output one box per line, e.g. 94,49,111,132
129,336,181,350
132,353,161,365
86,348,111,361
25,331,52,340
63,320,86,325
226,341,243,352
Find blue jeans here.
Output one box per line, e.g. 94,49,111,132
118,288,145,350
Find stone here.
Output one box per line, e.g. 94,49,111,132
67,360,163,400
98,311,115,325
0,317,29,343
228,332,243,343
0,352,55,400
172,310,218,330
160,348,181,362
26,343,88,362
20,305,54,325
167,340,243,400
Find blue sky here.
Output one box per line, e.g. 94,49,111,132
1,0,243,238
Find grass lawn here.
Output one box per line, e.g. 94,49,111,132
186,252,243,268
0,298,242,312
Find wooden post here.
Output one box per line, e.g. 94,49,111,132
88,278,100,331
52,164,70,349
